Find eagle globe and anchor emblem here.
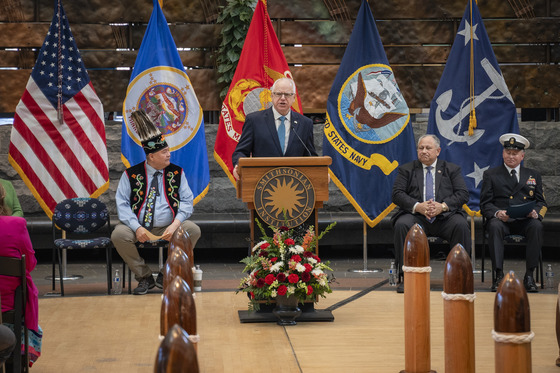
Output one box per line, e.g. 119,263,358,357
254,167,316,229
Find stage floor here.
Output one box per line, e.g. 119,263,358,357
35,289,559,372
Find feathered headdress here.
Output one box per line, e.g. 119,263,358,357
131,110,168,155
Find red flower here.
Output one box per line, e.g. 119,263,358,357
256,278,266,288
291,255,302,263
288,273,299,284
270,257,278,263
261,242,270,249
284,238,295,246
277,273,287,282
265,274,276,285
304,263,313,272
301,272,311,282
307,285,313,295
250,292,255,299
303,251,313,258
279,226,289,232
313,255,321,263
277,285,288,296
258,250,268,257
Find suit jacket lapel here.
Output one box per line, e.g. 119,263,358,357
264,108,283,154
286,111,296,153
513,167,529,194
434,159,443,198
413,160,424,199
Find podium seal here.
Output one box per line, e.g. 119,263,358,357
254,167,315,229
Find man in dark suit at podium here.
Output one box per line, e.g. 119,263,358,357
391,134,471,293
480,133,547,293
232,77,317,180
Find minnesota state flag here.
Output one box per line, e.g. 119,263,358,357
427,0,519,215
213,0,301,185
121,0,209,203
324,0,416,227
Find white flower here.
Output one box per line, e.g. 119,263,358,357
308,257,317,264
252,240,269,253
287,285,296,295
271,290,277,298
289,245,305,254
270,261,283,272
296,263,306,273
319,277,327,286
311,268,324,277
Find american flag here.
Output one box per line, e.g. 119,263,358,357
9,0,109,218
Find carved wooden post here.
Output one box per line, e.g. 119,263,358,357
556,283,560,367
494,271,533,372
443,244,475,373
161,276,197,351
169,226,194,270
163,245,194,291
154,324,199,373
401,224,436,373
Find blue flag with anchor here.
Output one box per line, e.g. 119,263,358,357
121,0,210,203
323,0,416,227
427,0,519,215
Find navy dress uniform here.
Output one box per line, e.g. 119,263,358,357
480,133,547,292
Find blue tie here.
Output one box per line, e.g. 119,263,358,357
425,166,435,223
278,116,286,154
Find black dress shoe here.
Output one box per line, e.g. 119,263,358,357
396,282,404,294
523,273,539,293
491,270,504,292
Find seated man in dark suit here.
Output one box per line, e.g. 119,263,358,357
391,134,471,292
232,77,317,180
480,133,547,292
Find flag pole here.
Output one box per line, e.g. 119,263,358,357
348,221,382,273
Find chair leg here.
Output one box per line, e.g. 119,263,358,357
52,247,56,291
58,248,65,296
106,247,112,295
539,251,544,289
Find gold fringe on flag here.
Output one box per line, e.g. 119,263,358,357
468,0,477,136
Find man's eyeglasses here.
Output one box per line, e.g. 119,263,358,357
272,92,295,98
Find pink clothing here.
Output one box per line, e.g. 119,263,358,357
0,216,39,332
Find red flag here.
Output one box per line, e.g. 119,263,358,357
213,0,302,184
9,0,109,218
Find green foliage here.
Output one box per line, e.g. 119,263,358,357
216,0,257,99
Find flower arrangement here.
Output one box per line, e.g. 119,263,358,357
238,220,336,311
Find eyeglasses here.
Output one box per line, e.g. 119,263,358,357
272,92,295,98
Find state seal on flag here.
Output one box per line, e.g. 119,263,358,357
123,66,202,151
254,167,315,229
339,65,409,143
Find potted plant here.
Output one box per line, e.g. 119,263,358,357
237,220,336,324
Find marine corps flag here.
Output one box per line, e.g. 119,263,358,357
214,0,302,185
122,0,209,203
323,0,416,227
427,0,519,214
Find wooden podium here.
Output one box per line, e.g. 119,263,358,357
236,156,334,323
236,156,331,249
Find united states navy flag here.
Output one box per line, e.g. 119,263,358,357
122,0,209,203
323,0,416,227
427,0,519,214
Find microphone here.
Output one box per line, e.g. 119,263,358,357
291,120,314,157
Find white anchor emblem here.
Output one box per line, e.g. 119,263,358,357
434,57,515,146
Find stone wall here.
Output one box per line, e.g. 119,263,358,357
1,116,559,219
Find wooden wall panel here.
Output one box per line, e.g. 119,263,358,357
34,0,214,23
280,20,456,45
268,0,538,20
0,0,558,112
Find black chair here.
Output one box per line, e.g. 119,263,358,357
481,217,544,288
52,197,113,296
123,240,169,294
0,255,29,373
